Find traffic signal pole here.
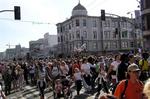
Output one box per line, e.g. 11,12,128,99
0,6,21,20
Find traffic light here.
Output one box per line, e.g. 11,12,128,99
101,10,105,21
14,6,21,20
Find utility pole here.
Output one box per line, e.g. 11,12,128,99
100,10,105,55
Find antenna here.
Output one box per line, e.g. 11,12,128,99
79,0,80,4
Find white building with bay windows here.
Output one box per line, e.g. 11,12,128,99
56,2,143,56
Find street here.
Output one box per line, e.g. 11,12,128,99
6,85,105,99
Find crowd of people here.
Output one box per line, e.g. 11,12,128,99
0,51,150,99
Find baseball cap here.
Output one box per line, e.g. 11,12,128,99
127,64,140,72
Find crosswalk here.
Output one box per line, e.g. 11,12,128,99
6,85,106,99
7,86,53,99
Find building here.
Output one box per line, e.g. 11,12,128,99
56,2,143,56
141,0,150,50
29,33,57,58
5,45,29,60
44,33,58,47
0,52,5,60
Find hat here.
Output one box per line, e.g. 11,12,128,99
127,64,140,72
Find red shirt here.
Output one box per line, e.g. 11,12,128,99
114,79,143,99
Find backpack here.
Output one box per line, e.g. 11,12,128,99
120,80,128,99
112,80,128,95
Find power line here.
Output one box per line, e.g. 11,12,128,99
0,18,55,25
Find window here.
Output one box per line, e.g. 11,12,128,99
104,43,108,50
72,34,74,39
69,24,71,29
72,21,74,27
104,20,110,27
57,27,59,33
122,30,128,38
61,35,63,42
104,31,108,38
58,37,60,42
60,27,63,32
107,42,111,49
115,22,118,27
104,42,111,49
128,23,132,28
83,19,86,27
113,30,118,38
121,22,127,28
130,42,134,47
104,31,110,39
112,42,117,48
83,31,87,38
76,19,80,26
112,21,115,27
66,34,68,41
93,31,97,39
93,20,97,27
69,34,71,40
122,41,128,48
76,31,80,39
93,43,97,49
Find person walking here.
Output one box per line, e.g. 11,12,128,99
2,66,12,95
114,64,145,99
73,68,82,95
37,76,46,99
117,53,129,82
81,58,92,92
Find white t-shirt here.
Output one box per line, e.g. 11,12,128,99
81,63,91,75
111,61,120,71
74,72,82,81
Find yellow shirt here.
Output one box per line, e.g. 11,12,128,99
139,60,149,71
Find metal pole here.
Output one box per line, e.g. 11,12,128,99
0,10,14,13
100,19,104,54
118,18,122,51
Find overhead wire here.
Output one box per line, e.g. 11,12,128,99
0,18,54,25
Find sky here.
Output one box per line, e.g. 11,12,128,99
0,0,140,52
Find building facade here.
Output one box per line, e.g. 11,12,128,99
29,33,57,58
57,3,143,56
141,0,150,50
5,45,29,60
